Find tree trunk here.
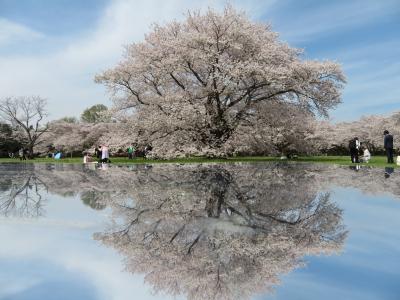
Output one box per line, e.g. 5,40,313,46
27,145,34,159
204,170,231,217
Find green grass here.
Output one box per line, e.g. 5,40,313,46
0,155,398,168
293,155,398,167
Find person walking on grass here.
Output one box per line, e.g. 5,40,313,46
384,130,394,163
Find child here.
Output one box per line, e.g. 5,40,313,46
361,146,371,163
83,152,92,164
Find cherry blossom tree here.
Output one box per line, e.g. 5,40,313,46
96,6,345,157
225,102,318,156
41,120,121,155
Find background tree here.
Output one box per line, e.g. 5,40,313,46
96,6,345,157
40,119,121,156
59,116,78,123
0,96,48,157
312,111,400,155
80,104,109,123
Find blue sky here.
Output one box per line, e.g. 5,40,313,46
0,0,399,122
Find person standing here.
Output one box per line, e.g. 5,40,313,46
95,146,102,162
349,137,360,163
18,148,26,161
127,144,135,159
384,130,394,163
101,145,110,163
355,137,360,163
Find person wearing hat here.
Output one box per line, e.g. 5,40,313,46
384,130,394,163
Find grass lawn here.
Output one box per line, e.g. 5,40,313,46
0,155,398,168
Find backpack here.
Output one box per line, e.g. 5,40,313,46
349,139,356,149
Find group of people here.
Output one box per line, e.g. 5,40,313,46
127,144,152,159
349,130,396,164
349,137,371,163
82,143,153,164
83,145,110,164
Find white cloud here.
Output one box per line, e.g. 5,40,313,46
0,0,275,120
0,18,44,46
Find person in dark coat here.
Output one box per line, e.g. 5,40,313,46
384,130,394,163
349,137,360,163
95,146,102,162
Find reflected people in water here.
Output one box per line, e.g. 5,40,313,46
384,167,394,179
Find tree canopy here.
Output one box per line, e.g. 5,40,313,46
96,6,345,157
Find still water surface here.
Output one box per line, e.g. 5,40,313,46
0,162,399,300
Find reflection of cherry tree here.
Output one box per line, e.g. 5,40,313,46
2,162,400,219
0,165,47,217
3,162,400,299
94,164,347,300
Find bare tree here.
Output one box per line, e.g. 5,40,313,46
0,96,49,157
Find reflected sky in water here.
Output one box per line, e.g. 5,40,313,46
0,163,399,300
